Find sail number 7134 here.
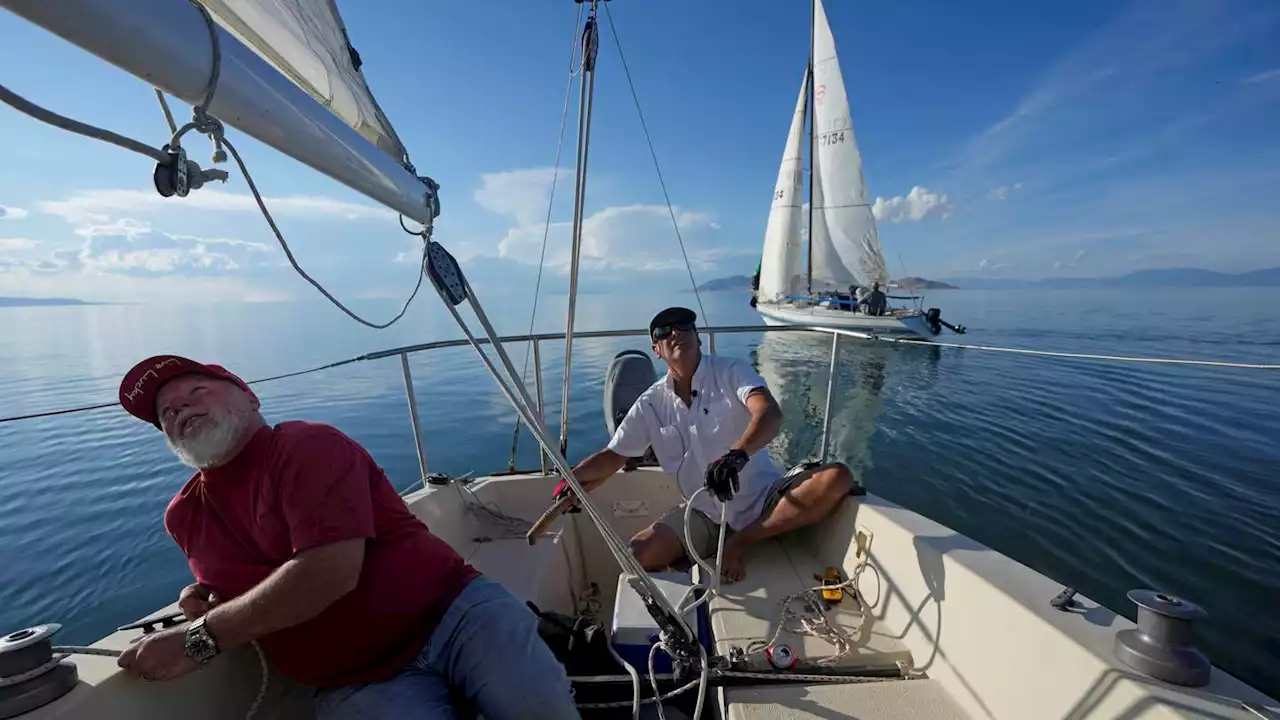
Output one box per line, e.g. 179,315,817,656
820,131,846,147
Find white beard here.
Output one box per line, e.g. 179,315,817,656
166,408,255,469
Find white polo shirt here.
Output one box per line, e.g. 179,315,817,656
607,354,781,530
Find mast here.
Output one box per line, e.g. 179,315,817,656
560,0,600,457
805,0,816,298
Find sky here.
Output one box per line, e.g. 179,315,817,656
0,0,1278,303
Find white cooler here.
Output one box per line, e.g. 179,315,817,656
610,571,707,673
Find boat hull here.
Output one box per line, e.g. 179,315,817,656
24,469,1276,719
757,302,935,339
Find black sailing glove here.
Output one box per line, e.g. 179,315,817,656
704,449,749,503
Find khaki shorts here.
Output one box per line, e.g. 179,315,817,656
658,464,819,560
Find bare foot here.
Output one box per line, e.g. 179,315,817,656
720,538,749,583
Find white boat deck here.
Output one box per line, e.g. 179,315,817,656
701,536,913,672
725,679,969,720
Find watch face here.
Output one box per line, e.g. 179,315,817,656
185,624,218,663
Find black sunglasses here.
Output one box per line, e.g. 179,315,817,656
652,322,696,341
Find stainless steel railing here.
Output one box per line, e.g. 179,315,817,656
380,323,852,486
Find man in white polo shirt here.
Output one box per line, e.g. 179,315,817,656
566,307,854,582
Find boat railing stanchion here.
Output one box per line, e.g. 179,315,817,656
533,338,548,476
399,352,430,488
708,329,717,356
819,331,841,462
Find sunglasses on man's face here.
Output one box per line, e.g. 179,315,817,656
652,322,696,341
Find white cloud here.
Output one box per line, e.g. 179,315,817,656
987,182,1024,200
0,205,29,220
1074,249,1087,261
0,238,38,251
473,167,573,226
1241,67,1280,84
74,217,153,241
170,234,272,252
475,167,725,274
497,204,722,272
975,259,1014,273
9,219,266,279
37,189,392,224
872,186,953,223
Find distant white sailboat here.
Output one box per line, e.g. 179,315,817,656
754,0,963,340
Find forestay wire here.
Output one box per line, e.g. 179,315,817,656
508,2,586,471
601,2,708,325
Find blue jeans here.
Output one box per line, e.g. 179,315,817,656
315,577,579,719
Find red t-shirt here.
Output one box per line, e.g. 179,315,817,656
164,421,479,687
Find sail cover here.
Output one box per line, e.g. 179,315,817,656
200,0,411,165
810,0,889,290
758,73,809,304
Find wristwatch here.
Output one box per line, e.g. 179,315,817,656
184,616,220,664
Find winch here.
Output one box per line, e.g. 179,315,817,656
0,625,78,719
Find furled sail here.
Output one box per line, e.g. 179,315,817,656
200,0,411,165
758,73,809,304
810,0,889,290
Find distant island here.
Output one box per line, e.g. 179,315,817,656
696,275,956,291
696,275,753,291
0,296,96,307
940,267,1280,290
893,277,957,290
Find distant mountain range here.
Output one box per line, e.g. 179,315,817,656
0,296,97,307
940,267,1280,290
696,275,957,291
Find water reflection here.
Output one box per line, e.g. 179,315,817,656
753,332,904,483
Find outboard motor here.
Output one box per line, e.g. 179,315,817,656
603,350,657,469
926,308,943,335
926,308,966,335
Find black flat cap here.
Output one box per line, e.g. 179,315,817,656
649,307,697,336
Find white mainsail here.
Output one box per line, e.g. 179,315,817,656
810,0,889,290
201,0,411,165
758,73,809,304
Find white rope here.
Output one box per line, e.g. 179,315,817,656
818,326,1280,370
745,558,870,667
605,642,642,720
453,480,534,538
648,641,669,720
677,487,728,616
574,676,702,710
2,643,266,719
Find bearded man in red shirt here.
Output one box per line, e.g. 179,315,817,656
114,355,578,719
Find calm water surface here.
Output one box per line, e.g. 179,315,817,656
1,286,1277,695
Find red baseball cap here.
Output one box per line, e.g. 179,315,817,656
118,355,255,428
